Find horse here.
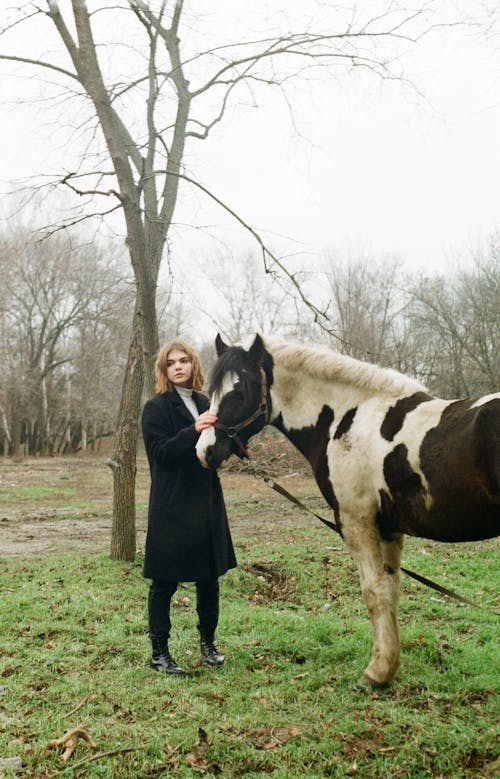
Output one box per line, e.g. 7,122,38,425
196,334,500,687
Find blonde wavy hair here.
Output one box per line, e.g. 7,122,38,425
155,340,205,394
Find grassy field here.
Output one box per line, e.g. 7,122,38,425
0,453,498,778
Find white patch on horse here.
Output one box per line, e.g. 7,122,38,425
389,397,452,508
209,371,239,414
196,371,238,466
196,426,215,466
271,364,385,433
328,397,454,519
271,367,336,429
328,399,389,518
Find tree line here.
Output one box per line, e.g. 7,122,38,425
0,230,133,457
1,230,497,458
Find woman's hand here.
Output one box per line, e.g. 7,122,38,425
195,411,218,433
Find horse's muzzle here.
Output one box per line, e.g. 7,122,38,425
200,444,223,470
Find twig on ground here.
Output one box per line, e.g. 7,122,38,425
65,694,96,717
47,727,97,764
53,746,141,774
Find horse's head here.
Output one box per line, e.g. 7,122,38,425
196,334,273,469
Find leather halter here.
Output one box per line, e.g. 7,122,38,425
214,367,270,458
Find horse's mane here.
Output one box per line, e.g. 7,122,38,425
264,336,427,397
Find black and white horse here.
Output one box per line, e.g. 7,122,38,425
197,334,500,687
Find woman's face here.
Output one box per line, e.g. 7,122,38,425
166,349,193,388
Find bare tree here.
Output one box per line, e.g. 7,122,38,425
1,1,443,558
1,234,93,455
409,243,500,397
0,230,130,457
320,252,409,362
68,255,134,454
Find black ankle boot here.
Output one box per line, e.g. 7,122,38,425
200,637,224,666
150,638,186,675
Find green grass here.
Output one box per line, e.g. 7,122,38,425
0,533,498,778
0,485,75,503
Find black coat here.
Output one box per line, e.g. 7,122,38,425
141,390,237,582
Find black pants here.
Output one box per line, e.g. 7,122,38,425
148,578,220,641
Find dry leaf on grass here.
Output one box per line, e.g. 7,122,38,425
185,727,211,773
185,749,209,773
247,725,302,750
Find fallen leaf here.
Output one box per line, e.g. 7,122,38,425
247,725,302,750
185,751,209,772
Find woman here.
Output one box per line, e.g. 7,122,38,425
141,339,237,675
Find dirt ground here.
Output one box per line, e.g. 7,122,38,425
0,434,325,557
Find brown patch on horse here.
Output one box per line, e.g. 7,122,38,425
334,407,357,439
380,392,433,441
274,405,340,525
378,398,500,542
378,444,428,539
417,398,500,541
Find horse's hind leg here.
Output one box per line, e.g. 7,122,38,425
343,520,403,687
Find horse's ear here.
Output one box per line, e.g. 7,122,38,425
248,333,265,365
215,333,229,356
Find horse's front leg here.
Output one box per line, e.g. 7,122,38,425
342,518,403,687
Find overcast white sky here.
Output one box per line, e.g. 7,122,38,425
1,1,499,278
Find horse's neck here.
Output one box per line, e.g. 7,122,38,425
270,364,367,463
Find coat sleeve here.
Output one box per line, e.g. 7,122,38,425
142,398,200,467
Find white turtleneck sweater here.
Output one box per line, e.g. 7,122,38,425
176,385,200,420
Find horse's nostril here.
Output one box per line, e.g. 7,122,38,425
204,446,215,469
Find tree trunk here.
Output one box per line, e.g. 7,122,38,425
109,303,145,561
10,414,21,459
0,406,11,456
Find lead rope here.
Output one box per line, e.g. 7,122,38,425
242,458,498,615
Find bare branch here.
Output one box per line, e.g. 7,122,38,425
190,30,396,98
38,205,123,239
173,172,349,346
61,171,122,201
0,53,78,81
186,68,251,140
0,6,43,35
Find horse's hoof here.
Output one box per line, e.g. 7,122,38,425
357,673,391,690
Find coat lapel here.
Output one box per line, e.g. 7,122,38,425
193,391,209,415
168,390,196,424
